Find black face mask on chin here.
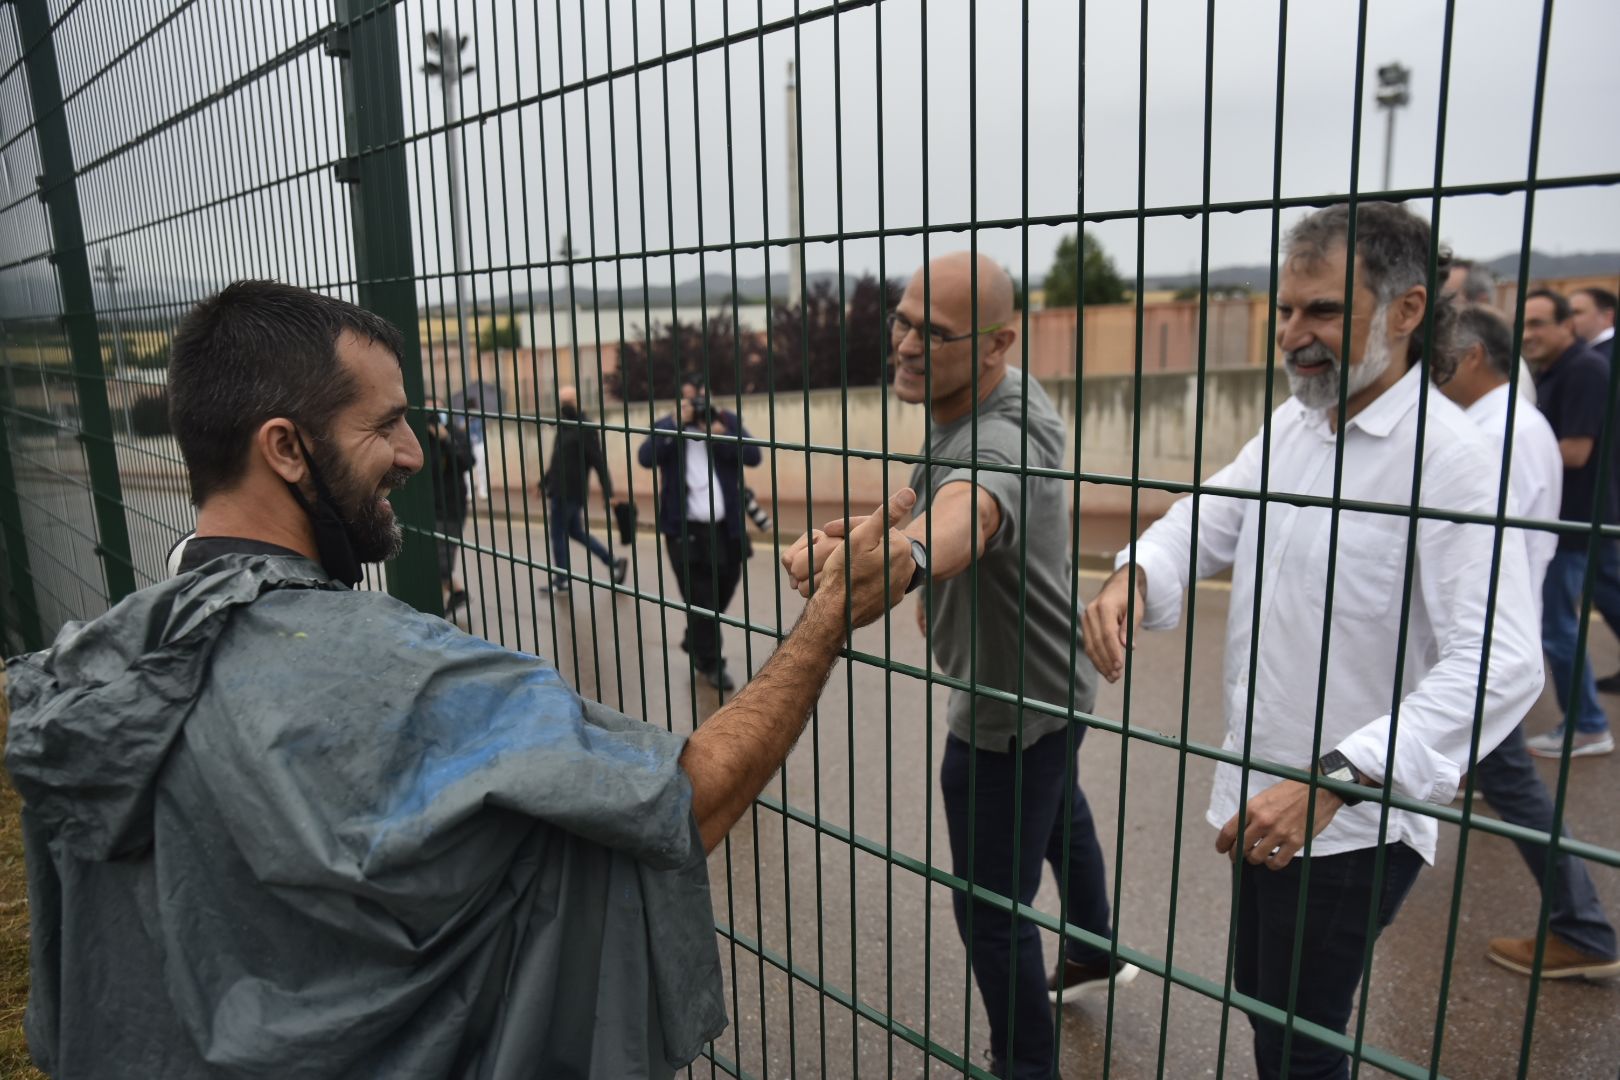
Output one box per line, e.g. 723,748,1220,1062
284,430,363,588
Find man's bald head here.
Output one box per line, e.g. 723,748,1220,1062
910,251,1015,330
890,251,1020,420
557,385,578,410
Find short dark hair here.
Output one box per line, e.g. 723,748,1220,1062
1284,201,1451,303
1526,288,1570,323
1454,304,1515,379
1575,286,1617,316
168,280,405,505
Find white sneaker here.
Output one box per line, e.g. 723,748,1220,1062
1048,956,1139,1006
1525,730,1615,758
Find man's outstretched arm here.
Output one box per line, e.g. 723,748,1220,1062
682,488,917,852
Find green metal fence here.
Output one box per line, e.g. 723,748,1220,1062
1,1,1618,1077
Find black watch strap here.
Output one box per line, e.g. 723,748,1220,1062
1316,750,1366,805
904,538,930,595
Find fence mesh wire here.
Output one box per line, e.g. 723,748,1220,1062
1,1,1618,1077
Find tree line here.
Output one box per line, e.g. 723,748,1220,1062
606,231,1127,400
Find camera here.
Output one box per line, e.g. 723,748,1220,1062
687,393,715,427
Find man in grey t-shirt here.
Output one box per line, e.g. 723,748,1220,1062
784,253,1132,1079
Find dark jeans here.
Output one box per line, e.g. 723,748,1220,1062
1233,843,1424,1080
664,522,745,670
1594,540,1620,656
1542,550,1611,734
941,730,1116,1080
549,497,614,580
434,515,464,585
1476,723,1618,958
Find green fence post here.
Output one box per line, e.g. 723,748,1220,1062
0,397,44,654
332,0,441,615
14,0,137,606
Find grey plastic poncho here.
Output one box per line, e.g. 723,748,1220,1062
4,554,726,1079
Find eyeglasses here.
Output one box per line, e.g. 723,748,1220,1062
887,312,1005,350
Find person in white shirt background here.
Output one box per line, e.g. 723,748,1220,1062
1083,202,1545,1080
1432,303,1618,980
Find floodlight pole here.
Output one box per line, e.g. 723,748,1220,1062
785,60,802,309
423,29,476,364
1376,61,1411,194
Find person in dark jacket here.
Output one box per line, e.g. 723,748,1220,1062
542,385,627,593
636,378,762,690
1525,289,1617,758
425,399,475,617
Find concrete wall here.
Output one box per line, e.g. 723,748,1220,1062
1022,297,1268,379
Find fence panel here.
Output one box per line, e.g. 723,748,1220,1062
1,3,1617,1078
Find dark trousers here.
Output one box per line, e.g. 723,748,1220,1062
1542,550,1612,734
1594,540,1620,654
549,497,614,580
940,730,1116,1080
1476,723,1618,958
434,515,464,585
664,522,745,670
1233,843,1424,1080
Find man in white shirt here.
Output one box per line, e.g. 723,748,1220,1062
1082,202,1545,1080
1434,303,1619,980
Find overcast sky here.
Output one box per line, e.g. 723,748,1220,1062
7,0,1614,322
391,0,1619,309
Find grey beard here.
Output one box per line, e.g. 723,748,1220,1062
1286,305,1393,411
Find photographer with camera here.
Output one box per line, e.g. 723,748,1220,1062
637,375,761,691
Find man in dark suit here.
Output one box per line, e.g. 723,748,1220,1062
637,377,761,691
1526,289,1617,756
541,385,627,594
1566,287,1620,692
1571,286,1615,361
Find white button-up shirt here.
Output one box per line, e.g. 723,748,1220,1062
1118,364,1544,863
1466,383,1562,614
683,437,723,522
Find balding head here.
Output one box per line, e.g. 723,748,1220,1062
557,385,578,411
891,251,1020,421
915,251,1015,330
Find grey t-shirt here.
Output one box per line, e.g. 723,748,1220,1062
908,368,1098,752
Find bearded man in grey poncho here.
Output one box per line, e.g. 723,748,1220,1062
4,281,918,1079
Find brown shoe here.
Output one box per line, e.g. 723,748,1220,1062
1486,935,1620,979
1047,955,1138,1005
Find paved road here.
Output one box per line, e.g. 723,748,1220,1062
435,512,1620,1080
9,470,1618,1078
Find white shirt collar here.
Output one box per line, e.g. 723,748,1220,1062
1299,361,1424,440
1463,381,1512,420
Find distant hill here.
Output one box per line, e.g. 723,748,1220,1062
1480,251,1620,280
1143,250,1619,294
489,249,1620,315
486,269,873,315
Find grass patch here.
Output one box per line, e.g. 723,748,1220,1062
0,671,45,1080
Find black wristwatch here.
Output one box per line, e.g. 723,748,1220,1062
904,538,930,595
1315,750,1366,806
